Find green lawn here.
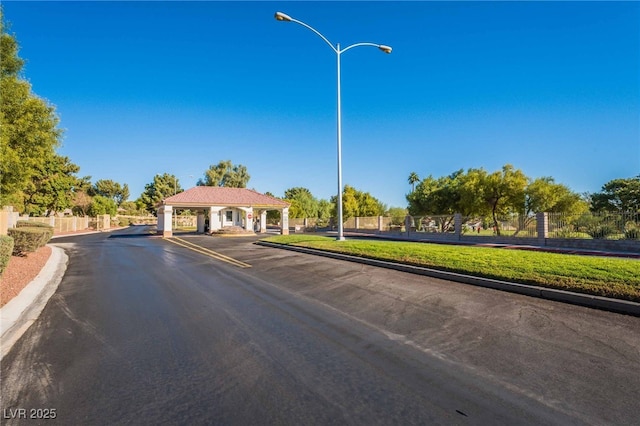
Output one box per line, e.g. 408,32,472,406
262,235,640,302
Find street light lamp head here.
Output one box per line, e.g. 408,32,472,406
378,45,393,54
275,12,292,22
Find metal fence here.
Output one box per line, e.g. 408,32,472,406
290,211,639,241
548,211,639,240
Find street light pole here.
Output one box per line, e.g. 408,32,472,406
275,11,391,241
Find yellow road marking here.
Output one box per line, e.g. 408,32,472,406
164,237,251,268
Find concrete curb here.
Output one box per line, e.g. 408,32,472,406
256,241,640,317
0,245,68,361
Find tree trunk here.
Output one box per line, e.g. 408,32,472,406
492,202,501,236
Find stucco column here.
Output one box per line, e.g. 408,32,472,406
161,205,173,237
197,213,205,233
209,207,221,231
537,212,548,246
239,207,253,232
260,210,267,233
157,207,165,234
454,213,462,240
281,207,289,235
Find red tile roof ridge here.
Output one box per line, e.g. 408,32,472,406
162,186,289,207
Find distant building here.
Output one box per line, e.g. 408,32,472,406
158,187,290,237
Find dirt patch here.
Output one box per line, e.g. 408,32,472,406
0,246,52,308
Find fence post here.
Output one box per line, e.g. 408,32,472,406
537,212,548,246
454,213,462,240
0,207,9,236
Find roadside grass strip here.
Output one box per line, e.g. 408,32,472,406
165,237,251,268
262,235,640,302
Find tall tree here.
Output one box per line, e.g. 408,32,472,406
408,172,420,193
284,187,319,219
317,199,333,222
331,185,385,220
90,179,130,206
479,164,528,235
0,12,63,209
138,173,182,214
406,170,474,232
22,154,81,216
197,160,250,188
88,195,117,217
513,177,588,235
590,176,640,212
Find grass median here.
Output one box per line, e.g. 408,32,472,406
262,235,640,302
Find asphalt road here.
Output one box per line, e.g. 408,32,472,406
1,226,639,425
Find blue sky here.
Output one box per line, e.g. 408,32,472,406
4,1,639,208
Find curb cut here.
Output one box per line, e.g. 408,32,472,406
0,245,68,361
256,241,640,317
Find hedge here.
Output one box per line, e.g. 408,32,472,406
0,235,14,275
16,220,54,229
7,227,52,255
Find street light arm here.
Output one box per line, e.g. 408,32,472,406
275,11,338,54
340,42,392,54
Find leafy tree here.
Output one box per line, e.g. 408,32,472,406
407,170,466,216
317,199,333,222
590,176,640,212
72,191,93,217
0,13,63,209
138,173,182,214
71,176,93,216
197,160,250,188
90,179,130,206
284,187,319,219
477,164,528,235
513,177,588,235
22,155,81,216
0,12,24,77
406,171,465,232
118,201,145,216
88,195,117,217
386,207,408,226
331,185,385,220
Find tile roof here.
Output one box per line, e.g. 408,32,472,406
162,187,289,208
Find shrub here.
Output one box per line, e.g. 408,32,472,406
8,227,52,255
0,235,14,275
624,222,640,240
118,217,131,226
16,220,54,229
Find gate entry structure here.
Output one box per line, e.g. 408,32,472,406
157,187,290,238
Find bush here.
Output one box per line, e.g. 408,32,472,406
8,227,52,255
624,222,640,240
0,235,14,275
16,220,54,229
118,217,131,226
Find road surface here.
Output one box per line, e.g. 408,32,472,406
2,226,639,425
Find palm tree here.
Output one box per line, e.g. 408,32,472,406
408,172,420,193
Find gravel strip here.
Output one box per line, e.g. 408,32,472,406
0,246,52,308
